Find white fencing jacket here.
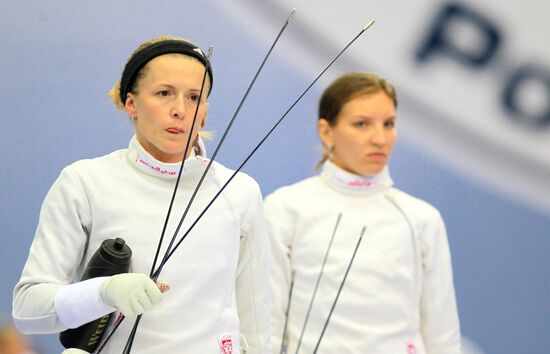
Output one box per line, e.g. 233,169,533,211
13,136,272,354
265,161,461,354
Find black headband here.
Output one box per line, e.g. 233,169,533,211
119,39,213,104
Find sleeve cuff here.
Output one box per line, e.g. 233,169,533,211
54,277,116,329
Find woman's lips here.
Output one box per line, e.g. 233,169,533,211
368,152,386,161
166,127,183,134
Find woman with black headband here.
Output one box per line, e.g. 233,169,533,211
13,36,272,354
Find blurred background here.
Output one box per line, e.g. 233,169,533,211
1,1,548,353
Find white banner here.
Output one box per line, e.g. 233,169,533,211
221,0,550,214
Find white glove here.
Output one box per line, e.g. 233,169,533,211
62,349,89,354
99,273,163,317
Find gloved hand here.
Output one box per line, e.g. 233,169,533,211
62,349,89,354
99,273,163,317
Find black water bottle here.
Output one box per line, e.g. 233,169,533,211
59,237,132,351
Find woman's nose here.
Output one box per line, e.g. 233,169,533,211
370,126,387,146
171,97,186,119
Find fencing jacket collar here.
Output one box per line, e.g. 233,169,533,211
127,135,209,180
320,160,393,195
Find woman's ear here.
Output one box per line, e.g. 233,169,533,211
318,118,333,148
200,110,208,128
124,93,137,119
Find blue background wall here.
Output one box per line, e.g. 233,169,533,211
1,1,548,353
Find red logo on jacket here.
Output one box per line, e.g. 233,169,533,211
219,335,233,354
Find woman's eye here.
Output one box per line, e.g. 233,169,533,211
353,121,367,128
189,94,200,102
157,90,170,97
385,120,395,128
